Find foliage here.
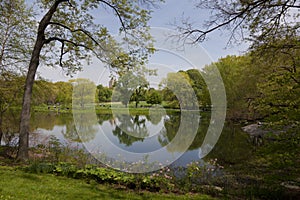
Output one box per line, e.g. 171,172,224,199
146,88,162,105
0,73,24,113
32,79,57,106
34,0,158,73
185,69,210,108
161,88,178,108
131,85,148,108
54,81,73,106
200,49,300,124
222,125,300,199
0,0,34,146
203,55,259,120
0,0,35,74
251,38,300,125
0,74,24,144
97,84,112,102
159,69,212,110
160,71,198,110
174,160,224,194
24,162,176,193
0,78,73,109
1,167,215,200
113,71,149,107
71,78,97,109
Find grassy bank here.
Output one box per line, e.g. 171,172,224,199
30,103,193,115
0,166,214,200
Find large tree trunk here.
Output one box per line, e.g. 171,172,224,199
16,0,65,161
0,117,3,146
16,40,43,161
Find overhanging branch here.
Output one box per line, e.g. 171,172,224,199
182,0,299,44
44,37,106,66
97,0,126,30
47,22,104,49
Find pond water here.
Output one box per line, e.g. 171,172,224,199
1,110,254,171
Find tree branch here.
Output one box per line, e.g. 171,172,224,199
44,37,106,65
59,42,65,67
47,22,102,47
97,0,126,30
182,0,299,44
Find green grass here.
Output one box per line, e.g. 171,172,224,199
30,102,183,115
0,166,215,200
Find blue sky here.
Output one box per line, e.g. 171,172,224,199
34,0,249,85
148,0,249,58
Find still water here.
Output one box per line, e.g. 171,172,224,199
2,110,253,170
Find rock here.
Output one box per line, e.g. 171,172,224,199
281,181,300,191
242,124,268,136
242,123,293,138
201,185,223,192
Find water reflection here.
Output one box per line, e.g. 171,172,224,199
113,114,148,144
73,113,98,142
158,112,200,153
1,111,253,167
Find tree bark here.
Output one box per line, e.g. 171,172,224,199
16,0,66,161
16,45,42,160
0,117,3,146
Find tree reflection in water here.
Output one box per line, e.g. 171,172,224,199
1,111,253,167
112,114,148,146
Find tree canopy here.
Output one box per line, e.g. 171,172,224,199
178,0,300,48
0,0,35,74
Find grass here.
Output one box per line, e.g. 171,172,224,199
0,166,215,200
30,102,184,115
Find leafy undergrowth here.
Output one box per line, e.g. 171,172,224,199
223,126,300,199
22,161,225,197
24,162,173,192
0,166,215,200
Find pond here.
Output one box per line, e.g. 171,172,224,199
1,110,254,172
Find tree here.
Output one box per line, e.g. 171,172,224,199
16,0,162,160
55,81,73,106
114,71,149,107
185,69,210,108
203,55,259,120
250,38,300,124
146,88,162,105
0,73,24,145
161,87,177,105
131,84,148,108
0,0,35,74
178,0,300,48
71,78,96,109
32,79,57,106
97,84,112,102
160,71,198,110
0,0,34,146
